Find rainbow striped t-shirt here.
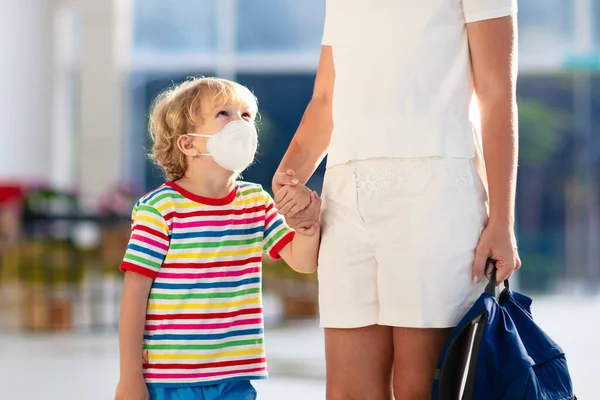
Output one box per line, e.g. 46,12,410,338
120,181,295,387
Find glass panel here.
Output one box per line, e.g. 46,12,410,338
593,0,600,49
519,0,574,56
516,75,600,291
235,73,324,190
236,0,325,53
133,0,217,54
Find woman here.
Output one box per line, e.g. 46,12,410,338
272,0,521,398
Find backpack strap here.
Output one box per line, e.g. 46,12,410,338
484,261,511,296
462,315,487,400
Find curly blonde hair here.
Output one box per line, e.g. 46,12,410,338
148,77,258,181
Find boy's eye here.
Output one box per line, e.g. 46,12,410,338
217,110,228,117
242,112,252,119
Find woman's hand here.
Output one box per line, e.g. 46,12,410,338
272,169,299,193
472,222,521,284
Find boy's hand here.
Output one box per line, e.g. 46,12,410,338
296,221,320,237
114,375,149,400
286,190,321,231
272,169,321,229
275,183,312,216
294,191,321,236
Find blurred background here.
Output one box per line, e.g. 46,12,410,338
0,0,599,398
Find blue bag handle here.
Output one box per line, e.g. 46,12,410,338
484,260,511,296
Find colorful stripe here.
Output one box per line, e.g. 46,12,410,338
144,357,266,370
144,367,265,380
172,216,264,229
159,256,263,270
155,267,261,280
146,297,261,310
144,318,263,331
143,328,264,341
143,338,263,351
145,308,263,321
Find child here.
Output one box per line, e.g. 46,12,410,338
114,77,321,400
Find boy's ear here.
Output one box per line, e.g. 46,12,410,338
177,135,198,157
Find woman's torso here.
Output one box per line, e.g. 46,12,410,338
324,0,476,167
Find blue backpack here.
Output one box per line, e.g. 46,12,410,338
432,267,576,400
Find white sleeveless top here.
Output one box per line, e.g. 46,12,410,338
322,0,517,168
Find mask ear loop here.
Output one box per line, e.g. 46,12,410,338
186,133,212,159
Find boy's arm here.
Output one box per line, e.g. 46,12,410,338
116,202,170,398
278,191,321,273
278,225,320,274
119,272,152,381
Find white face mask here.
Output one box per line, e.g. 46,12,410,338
187,120,258,172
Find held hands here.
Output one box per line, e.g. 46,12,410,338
273,170,321,235
472,221,522,285
274,181,312,216
289,190,321,236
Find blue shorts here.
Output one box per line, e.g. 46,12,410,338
148,381,257,400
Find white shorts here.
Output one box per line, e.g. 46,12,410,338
318,157,489,329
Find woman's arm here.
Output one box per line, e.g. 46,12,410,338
468,15,518,228
273,45,335,191
468,15,522,282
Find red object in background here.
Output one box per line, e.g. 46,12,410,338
0,184,23,204
0,184,24,244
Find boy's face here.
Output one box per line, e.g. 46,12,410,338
191,101,255,155
202,102,254,134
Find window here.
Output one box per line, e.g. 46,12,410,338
236,0,324,53
133,0,217,54
236,73,324,190
519,0,574,55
